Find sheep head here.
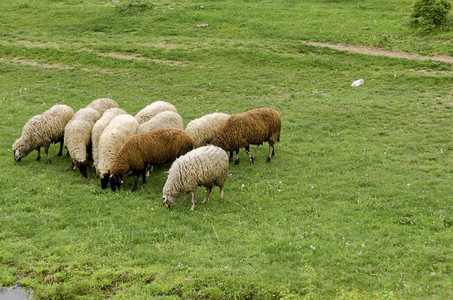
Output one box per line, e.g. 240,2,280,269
14,149,22,162
162,195,175,208
76,160,89,178
110,174,123,192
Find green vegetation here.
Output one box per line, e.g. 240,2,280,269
1,0,452,299
411,0,452,32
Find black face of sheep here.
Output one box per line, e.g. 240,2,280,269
110,175,123,192
76,160,89,178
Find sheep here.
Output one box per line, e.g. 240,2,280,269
64,107,102,178
13,104,74,164
91,107,128,174
137,111,184,134
109,129,193,192
135,101,178,124
163,145,229,211
185,112,230,148
98,114,139,189
87,98,119,115
211,107,281,164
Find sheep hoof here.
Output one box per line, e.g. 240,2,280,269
250,157,254,164
266,157,271,163
131,187,137,192
234,159,239,165
190,206,195,211
46,160,51,165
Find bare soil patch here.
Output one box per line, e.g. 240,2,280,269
305,42,453,65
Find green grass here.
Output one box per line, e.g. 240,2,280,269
1,0,452,299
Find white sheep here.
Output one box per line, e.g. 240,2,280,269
163,145,229,211
185,112,230,148
91,107,128,174
135,101,178,124
64,107,102,178
13,104,74,164
137,111,184,134
98,114,139,189
87,98,119,115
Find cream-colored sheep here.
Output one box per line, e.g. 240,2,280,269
98,114,139,189
163,145,229,211
137,111,183,134
13,104,74,164
64,107,101,177
87,98,119,115
135,101,178,124
91,107,128,174
185,112,230,148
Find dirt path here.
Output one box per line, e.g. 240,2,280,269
305,41,453,65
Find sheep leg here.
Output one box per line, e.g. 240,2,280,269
57,139,63,156
245,146,254,164
142,170,147,185
36,147,41,161
131,172,139,192
219,185,224,202
45,146,51,164
234,149,240,165
229,151,233,161
191,191,196,211
266,141,275,163
202,187,212,204
145,164,154,177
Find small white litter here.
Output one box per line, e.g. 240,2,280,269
351,79,364,87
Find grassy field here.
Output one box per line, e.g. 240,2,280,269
1,0,452,299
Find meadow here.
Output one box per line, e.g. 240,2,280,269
0,0,452,299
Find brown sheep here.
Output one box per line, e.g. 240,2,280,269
109,129,193,192
211,107,281,164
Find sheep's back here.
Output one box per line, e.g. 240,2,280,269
185,112,230,148
137,111,183,134
87,98,119,115
135,101,178,124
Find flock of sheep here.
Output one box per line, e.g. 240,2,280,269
12,98,281,210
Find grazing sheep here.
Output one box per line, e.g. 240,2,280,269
211,107,281,164
185,112,230,148
135,101,178,124
109,129,193,192
87,98,119,115
98,114,139,189
163,145,229,211
13,104,74,164
137,111,184,134
91,107,128,174
64,107,102,178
